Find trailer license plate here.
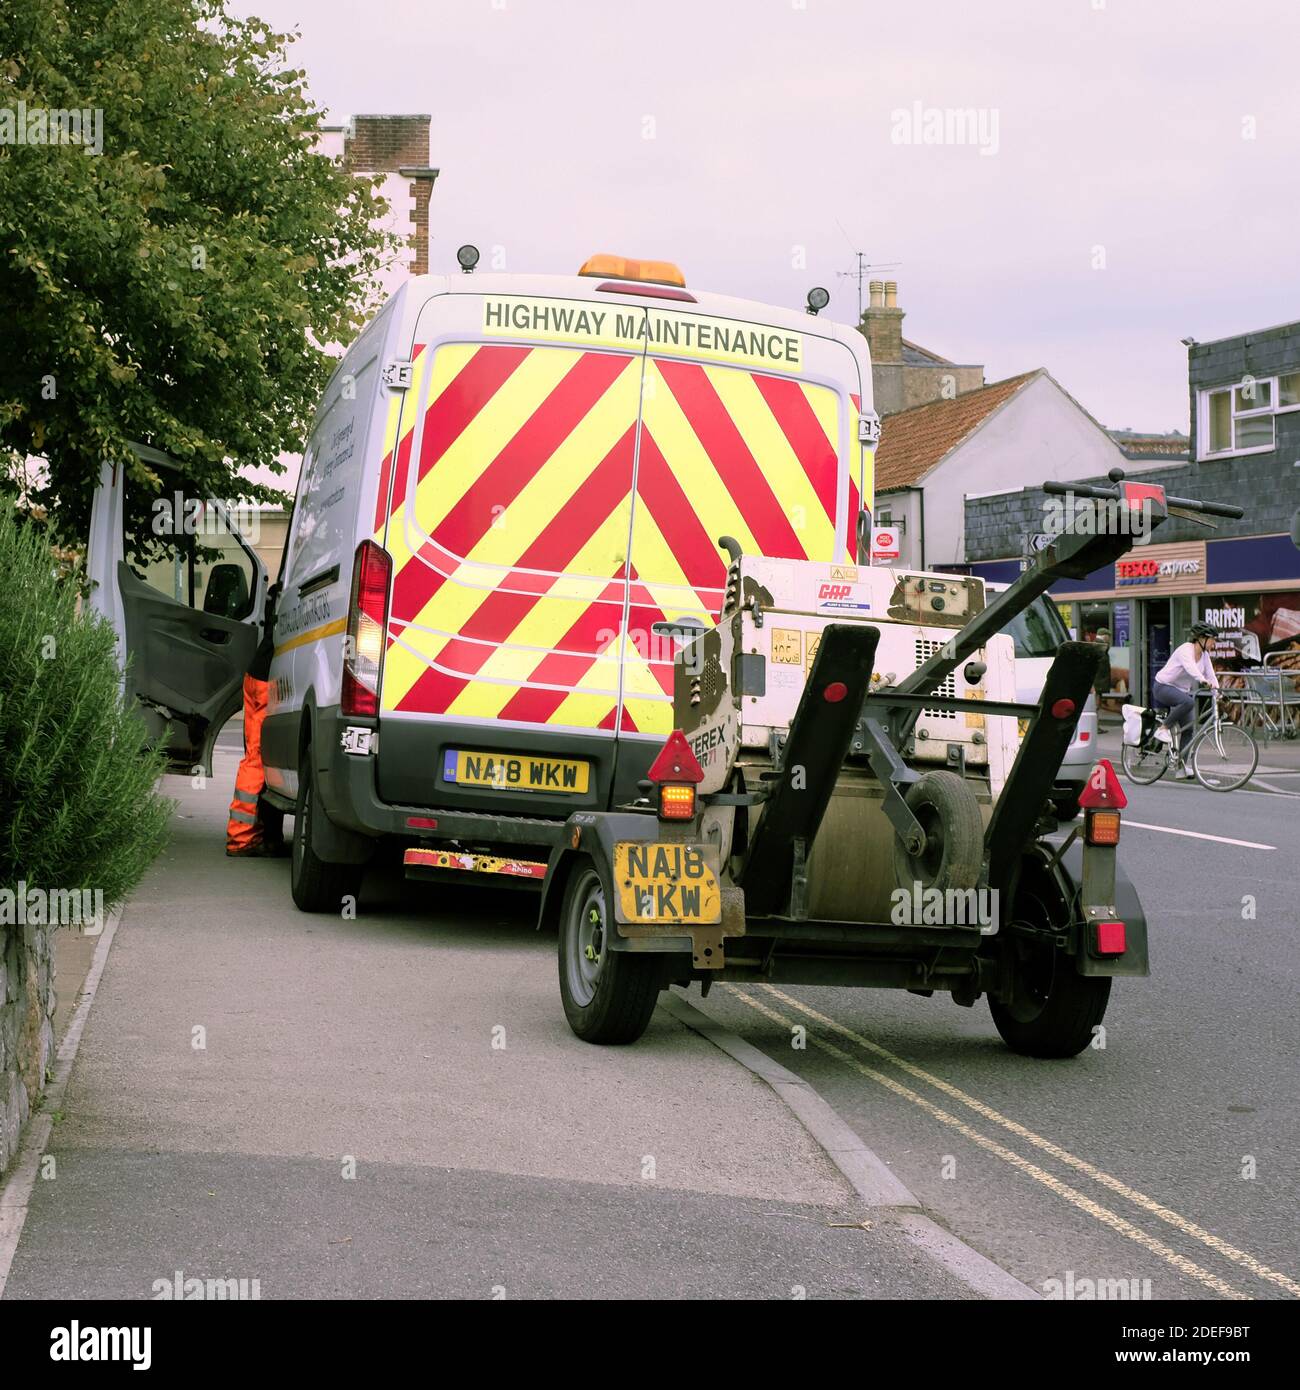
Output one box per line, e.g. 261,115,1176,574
444,749,590,794
614,843,722,924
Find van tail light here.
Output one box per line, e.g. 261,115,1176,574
1085,808,1122,846
341,540,391,717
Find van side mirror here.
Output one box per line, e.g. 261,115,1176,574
203,563,249,618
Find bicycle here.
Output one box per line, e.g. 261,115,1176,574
1120,690,1259,791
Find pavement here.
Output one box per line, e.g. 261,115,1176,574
2,748,974,1301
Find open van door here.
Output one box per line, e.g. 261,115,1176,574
87,446,268,776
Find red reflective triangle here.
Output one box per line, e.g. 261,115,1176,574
1078,757,1128,809
646,728,704,784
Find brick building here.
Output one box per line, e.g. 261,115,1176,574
859,281,985,416
317,113,440,292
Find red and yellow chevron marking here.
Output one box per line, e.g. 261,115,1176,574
373,339,852,734
622,358,847,732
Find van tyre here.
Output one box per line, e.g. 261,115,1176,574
989,938,1111,1058
1050,790,1081,821
892,770,983,895
291,749,363,914
558,862,662,1044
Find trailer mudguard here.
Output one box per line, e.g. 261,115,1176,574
538,811,697,955
1017,840,1150,978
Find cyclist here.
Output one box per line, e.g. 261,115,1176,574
1153,621,1220,778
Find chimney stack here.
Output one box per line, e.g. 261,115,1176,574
862,279,905,365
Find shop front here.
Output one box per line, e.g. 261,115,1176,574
964,533,1300,714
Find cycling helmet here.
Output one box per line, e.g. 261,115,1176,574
1190,620,1219,641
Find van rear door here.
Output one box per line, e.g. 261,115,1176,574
376,294,651,735
622,325,865,736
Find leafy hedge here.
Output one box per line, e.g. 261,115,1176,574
0,506,171,912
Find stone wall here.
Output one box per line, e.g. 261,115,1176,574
0,923,56,1176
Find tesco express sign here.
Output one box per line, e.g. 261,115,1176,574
1116,557,1202,586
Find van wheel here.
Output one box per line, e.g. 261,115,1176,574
558,862,662,1044
291,749,363,914
892,771,983,895
1051,790,1081,821
990,933,1111,1058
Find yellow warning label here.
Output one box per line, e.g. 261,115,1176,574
771,628,802,665
483,296,803,373
964,688,985,730
805,631,822,671
830,565,859,581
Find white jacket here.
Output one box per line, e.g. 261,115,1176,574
1155,642,1219,694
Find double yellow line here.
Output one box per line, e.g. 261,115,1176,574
729,985,1298,1301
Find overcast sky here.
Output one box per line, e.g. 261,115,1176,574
239,0,1299,434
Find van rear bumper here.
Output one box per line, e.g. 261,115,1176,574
312,706,657,851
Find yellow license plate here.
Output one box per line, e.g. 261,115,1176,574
444,749,590,794
614,842,722,924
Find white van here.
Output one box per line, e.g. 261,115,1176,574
988,584,1100,818
90,257,878,911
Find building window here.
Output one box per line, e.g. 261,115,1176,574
1200,376,1282,457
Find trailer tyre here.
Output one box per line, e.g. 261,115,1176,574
558,861,662,1044
990,939,1111,1058
290,748,363,914
892,771,983,895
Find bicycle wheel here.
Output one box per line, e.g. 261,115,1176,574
1192,723,1258,791
1121,742,1169,785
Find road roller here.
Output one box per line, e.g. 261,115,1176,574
539,471,1244,1056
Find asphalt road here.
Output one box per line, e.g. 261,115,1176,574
6,728,1296,1300
698,737,1300,1300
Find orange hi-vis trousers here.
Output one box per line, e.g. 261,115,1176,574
227,674,268,852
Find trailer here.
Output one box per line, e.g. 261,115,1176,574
537,470,1244,1055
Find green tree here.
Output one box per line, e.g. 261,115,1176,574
0,0,399,555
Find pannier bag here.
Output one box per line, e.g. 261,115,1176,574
1121,703,1157,747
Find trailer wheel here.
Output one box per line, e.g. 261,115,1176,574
989,933,1111,1058
892,771,983,895
558,862,662,1044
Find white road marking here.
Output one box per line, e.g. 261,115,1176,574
1124,820,1275,850
1246,780,1300,797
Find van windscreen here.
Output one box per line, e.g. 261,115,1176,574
1006,595,1070,658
